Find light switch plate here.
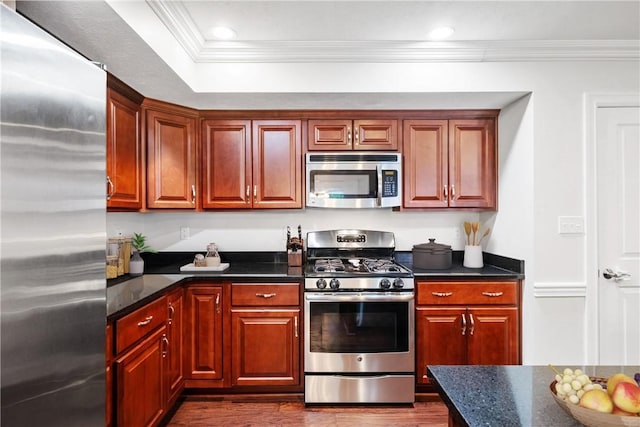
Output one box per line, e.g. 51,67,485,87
180,226,190,240
558,216,584,234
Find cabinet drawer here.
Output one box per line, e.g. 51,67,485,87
116,296,167,354
417,281,517,306
231,283,299,306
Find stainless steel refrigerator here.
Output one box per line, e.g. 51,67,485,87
1,5,106,426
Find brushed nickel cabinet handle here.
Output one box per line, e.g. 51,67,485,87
443,185,448,199
461,313,467,335
253,185,257,202
161,334,169,358
451,184,455,200
432,291,453,297
482,291,504,297
347,127,352,145
106,176,115,200
246,185,250,203
168,304,175,325
469,313,475,335
191,184,196,204
137,316,153,327
256,293,276,298
354,127,359,144
215,293,220,314
294,315,299,338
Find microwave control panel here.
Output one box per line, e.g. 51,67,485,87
382,170,398,197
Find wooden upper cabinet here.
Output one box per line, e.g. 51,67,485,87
403,120,449,208
201,120,252,209
145,103,198,209
106,87,143,210
252,120,302,208
308,119,398,151
403,118,497,209
448,119,496,209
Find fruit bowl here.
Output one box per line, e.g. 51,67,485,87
550,379,640,427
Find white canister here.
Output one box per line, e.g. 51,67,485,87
463,245,484,268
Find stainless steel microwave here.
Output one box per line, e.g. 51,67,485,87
306,152,402,208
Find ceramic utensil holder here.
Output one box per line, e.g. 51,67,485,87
463,245,484,268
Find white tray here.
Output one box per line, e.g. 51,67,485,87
180,262,230,272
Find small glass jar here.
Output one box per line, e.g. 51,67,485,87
205,243,220,267
106,256,119,279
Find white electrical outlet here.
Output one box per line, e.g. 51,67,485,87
180,226,190,240
558,216,584,234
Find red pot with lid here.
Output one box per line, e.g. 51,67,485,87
412,238,452,270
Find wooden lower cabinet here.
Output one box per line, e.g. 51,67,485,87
231,309,300,386
115,326,167,427
184,285,225,385
166,288,184,405
106,323,113,427
415,280,521,386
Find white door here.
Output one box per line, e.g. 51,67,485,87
597,106,640,364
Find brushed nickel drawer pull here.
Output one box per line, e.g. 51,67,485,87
294,315,299,338
256,293,276,298
469,313,475,335
161,334,169,358
461,313,467,335
168,304,175,325
432,291,453,297
215,293,220,314
482,291,504,297
137,316,153,326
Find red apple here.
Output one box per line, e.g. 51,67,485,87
606,373,637,396
611,381,640,414
579,389,614,413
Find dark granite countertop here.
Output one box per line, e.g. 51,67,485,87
107,250,523,319
427,365,640,427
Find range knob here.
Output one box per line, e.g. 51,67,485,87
316,278,327,289
379,278,391,290
329,278,340,289
393,278,405,289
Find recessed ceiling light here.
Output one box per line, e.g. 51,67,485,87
210,26,237,40
427,27,455,41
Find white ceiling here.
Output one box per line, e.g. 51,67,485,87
15,1,640,109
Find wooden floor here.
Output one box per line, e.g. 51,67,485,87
166,394,449,426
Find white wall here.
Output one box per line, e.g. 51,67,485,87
107,59,640,365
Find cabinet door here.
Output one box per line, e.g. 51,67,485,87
116,326,166,427
415,307,466,385
231,309,300,386
354,119,398,150
106,323,113,427
106,88,142,209
201,120,252,209
467,307,519,365
146,109,197,209
448,119,497,209
308,119,353,150
166,288,184,405
186,286,224,381
252,120,302,208
402,120,449,208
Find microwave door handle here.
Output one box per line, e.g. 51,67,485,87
376,166,382,207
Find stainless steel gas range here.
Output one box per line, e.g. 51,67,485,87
303,229,415,404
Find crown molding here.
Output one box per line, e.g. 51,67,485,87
148,0,640,63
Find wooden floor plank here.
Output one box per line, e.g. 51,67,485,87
166,397,448,427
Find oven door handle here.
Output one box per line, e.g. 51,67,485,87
305,292,414,303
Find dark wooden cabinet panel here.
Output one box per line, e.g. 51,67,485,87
252,120,302,208
116,326,166,427
146,108,197,209
106,88,143,209
403,120,448,208
448,119,497,209
166,288,184,405
466,307,519,365
415,307,466,385
185,286,224,381
231,309,300,386
308,119,397,151
106,323,113,427
201,120,252,208
403,118,497,209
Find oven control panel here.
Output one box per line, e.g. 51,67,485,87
337,234,366,243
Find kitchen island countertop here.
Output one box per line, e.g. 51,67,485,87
427,365,640,427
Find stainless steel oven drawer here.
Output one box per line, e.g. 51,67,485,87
305,374,415,404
